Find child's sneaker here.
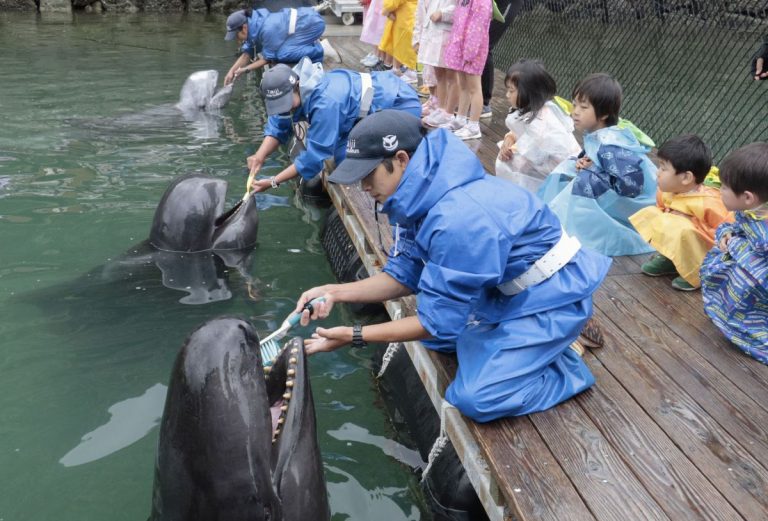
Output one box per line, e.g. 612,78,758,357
440,115,466,131
454,122,482,140
641,254,677,276
671,277,699,291
361,54,380,67
423,109,451,128
320,38,342,64
418,84,431,98
370,62,393,72
401,68,418,85
479,105,493,119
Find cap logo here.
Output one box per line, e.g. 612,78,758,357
265,88,285,98
288,75,297,85
382,134,398,152
346,138,359,155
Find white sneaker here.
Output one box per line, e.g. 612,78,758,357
454,123,482,140
360,53,380,67
401,69,418,85
423,108,452,128
320,38,342,64
440,116,466,131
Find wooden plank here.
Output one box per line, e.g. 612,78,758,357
613,274,768,408
579,354,743,521
601,276,768,468
531,397,672,521
592,288,768,520
473,417,598,521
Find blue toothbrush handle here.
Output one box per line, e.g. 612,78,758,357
285,297,326,327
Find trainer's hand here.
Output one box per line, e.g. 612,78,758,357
250,178,273,193
224,71,236,86
295,285,336,325
247,154,264,176
304,326,352,355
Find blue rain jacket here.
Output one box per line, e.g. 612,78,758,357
264,68,421,179
241,8,325,63
537,125,658,256
380,129,612,422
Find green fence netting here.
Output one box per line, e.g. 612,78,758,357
493,1,768,161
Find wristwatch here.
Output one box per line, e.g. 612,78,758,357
270,176,280,189
351,323,367,349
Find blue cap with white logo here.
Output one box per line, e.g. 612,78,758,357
225,10,248,41
329,110,425,184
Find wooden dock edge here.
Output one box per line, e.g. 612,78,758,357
324,180,513,521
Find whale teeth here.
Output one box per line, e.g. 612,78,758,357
286,380,294,388
281,405,288,411
291,347,299,354
278,417,285,425
289,357,297,364
263,365,272,374
287,369,296,376
283,392,292,400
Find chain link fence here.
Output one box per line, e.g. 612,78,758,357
493,1,768,162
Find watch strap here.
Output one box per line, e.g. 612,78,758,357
351,323,367,348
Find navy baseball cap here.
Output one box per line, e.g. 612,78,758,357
329,110,425,184
225,10,247,41
260,64,300,116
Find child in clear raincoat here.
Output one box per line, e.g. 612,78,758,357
412,0,456,124
629,134,733,291
700,143,768,363
537,73,657,256
494,60,580,193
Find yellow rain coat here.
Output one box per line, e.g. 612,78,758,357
379,0,418,70
630,187,733,287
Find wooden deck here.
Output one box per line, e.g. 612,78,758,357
319,35,768,521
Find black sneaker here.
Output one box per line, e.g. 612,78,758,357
369,62,393,72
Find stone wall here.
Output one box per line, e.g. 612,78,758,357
0,0,244,11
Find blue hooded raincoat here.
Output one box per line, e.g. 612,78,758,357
264,67,421,180
381,129,612,422
537,126,658,256
241,8,325,64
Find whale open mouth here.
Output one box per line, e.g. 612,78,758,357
264,341,301,443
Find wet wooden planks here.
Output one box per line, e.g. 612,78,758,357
320,35,768,520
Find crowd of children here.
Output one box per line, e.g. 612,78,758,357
489,59,766,364
359,0,497,140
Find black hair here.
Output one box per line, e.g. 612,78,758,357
504,60,557,118
382,148,419,173
572,73,622,127
719,142,768,201
657,134,712,184
243,8,252,17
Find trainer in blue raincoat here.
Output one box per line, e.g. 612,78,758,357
223,8,326,85
296,110,612,422
246,59,421,193
537,126,658,256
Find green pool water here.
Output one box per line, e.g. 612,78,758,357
0,12,426,520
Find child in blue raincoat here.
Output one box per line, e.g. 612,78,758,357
700,143,768,363
537,73,657,256
247,60,421,193
223,8,326,85
293,110,612,423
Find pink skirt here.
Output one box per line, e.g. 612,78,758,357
361,0,387,47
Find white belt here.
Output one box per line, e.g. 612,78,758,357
288,8,298,35
497,231,581,296
358,73,374,118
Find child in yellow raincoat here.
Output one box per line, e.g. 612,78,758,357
379,0,418,71
630,134,733,290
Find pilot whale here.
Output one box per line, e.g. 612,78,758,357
68,70,234,141
150,318,330,520
100,173,259,304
